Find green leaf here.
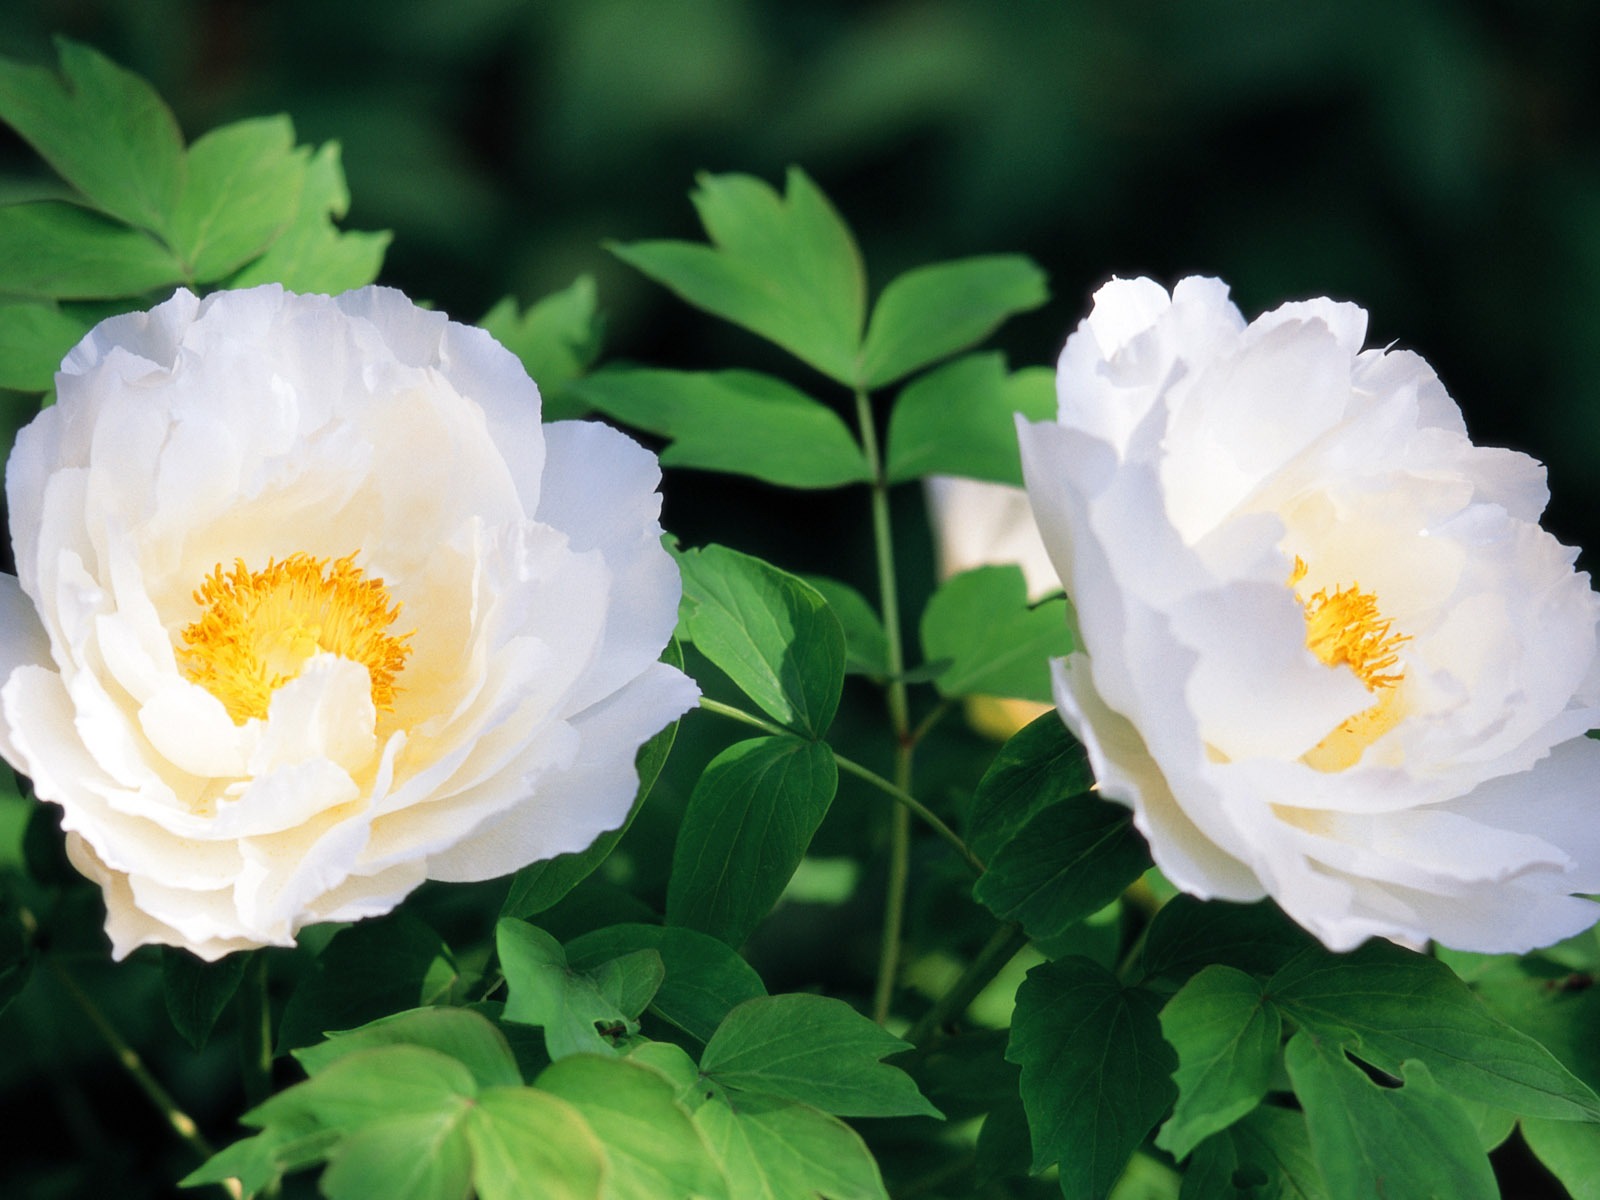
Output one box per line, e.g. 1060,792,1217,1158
496,919,661,1059
502,650,682,918
229,141,389,293
294,1007,523,1090
478,277,603,421
860,257,1047,389
885,353,1055,485
919,565,1072,701
572,367,871,489
666,736,838,947
171,115,308,282
1155,966,1282,1160
537,1054,730,1200
182,1121,336,1196
249,1043,476,1133
1284,1032,1497,1200
1522,1117,1600,1200
162,947,250,1051
701,993,939,1118
1269,940,1600,1120
566,923,767,1043
973,789,1149,954
0,39,184,234
800,574,888,678
464,1087,608,1200
1183,1105,1327,1200
692,1092,888,1200
677,544,846,736
1139,897,1316,990
967,711,1093,864
276,912,461,1053
1005,957,1177,1200
0,201,184,298
611,167,865,384
321,1111,475,1200
0,302,90,391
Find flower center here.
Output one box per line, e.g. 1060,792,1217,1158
1290,556,1409,771
179,552,412,725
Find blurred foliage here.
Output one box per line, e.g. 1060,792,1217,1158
3,0,1599,561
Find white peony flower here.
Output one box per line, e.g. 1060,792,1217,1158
0,285,698,961
1017,275,1600,953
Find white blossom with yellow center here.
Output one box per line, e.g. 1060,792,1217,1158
0,285,698,960
1017,275,1600,953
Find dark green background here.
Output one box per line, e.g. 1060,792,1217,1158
5,0,1598,557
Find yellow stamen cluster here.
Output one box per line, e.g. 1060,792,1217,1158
180,552,411,725
1289,556,1409,772
1289,557,1407,691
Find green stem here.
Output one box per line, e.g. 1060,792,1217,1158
697,697,984,874
904,920,1031,1048
48,958,235,1196
696,696,788,738
832,755,984,875
239,952,272,1109
855,387,915,1025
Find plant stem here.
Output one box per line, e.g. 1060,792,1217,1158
48,958,237,1197
855,387,915,1025
832,755,984,875
698,696,984,874
904,920,1031,1048
239,952,272,1109
696,696,788,738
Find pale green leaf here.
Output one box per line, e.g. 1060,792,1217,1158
0,39,184,234
1155,966,1282,1159
860,256,1047,388
0,200,183,298
700,993,939,1118
171,115,308,281
693,1093,888,1200
496,919,661,1059
537,1054,730,1200
611,167,865,384
466,1087,607,1200
0,302,90,390
571,367,870,489
478,277,603,420
1284,1033,1497,1200
885,352,1055,485
919,564,1072,701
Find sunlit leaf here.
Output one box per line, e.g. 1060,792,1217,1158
0,38,184,234
1155,966,1281,1159
611,167,865,384
884,352,1055,485
677,544,846,736
0,201,184,298
701,993,939,1118
171,115,308,281
920,565,1072,701
860,257,1047,388
566,922,767,1043
1284,1032,1496,1200
573,367,870,489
